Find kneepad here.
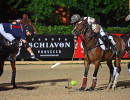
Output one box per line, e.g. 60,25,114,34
24,43,30,49
97,33,101,38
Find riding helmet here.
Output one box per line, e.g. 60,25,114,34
70,14,81,24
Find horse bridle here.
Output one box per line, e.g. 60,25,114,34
76,17,97,43
76,17,100,54
75,17,89,35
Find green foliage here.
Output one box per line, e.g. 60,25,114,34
76,0,128,20
35,25,130,35
8,0,78,25
8,0,129,26
35,25,74,34
103,27,130,33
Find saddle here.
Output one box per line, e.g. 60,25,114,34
0,34,17,60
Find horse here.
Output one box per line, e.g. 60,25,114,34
120,33,130,54
72,17,126,91
0,14,37,88
120,33,130,73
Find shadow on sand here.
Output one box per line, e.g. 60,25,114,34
0,78,68,91
96,80,130,91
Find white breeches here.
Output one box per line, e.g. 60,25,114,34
0,23,15,42
108,35,116,45
98,38,105,50
99,25,106,36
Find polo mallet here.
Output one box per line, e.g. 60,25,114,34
35,58,61,68
65,49,76,89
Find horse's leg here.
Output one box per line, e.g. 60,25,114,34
88,61,100,91
0,61,4,77
79,59,90,91
128,62,130,75
112,57,121,90
10,61,18,88
106,59,114,89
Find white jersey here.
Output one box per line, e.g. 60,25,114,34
83,17,97,33
83,17,95,25
83,17,106,36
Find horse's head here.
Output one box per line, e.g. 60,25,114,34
72,17,88,36
19,14,37,36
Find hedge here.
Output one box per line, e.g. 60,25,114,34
35,25,130,35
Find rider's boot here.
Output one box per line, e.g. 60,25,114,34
7,39,17,62
110,43,119,56
106,37,119,56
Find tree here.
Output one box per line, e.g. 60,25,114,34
8,0,129,27
8,0,78,25
74,0,128,27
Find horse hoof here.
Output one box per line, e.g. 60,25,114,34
106,87,110,91
112,87,116,90
13,84,18,89
79,87,85,91
86,87,94,91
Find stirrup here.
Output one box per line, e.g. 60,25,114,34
7,54,15,62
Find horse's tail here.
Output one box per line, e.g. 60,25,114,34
112,35,126,58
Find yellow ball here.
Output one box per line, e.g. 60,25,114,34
71,80,77,86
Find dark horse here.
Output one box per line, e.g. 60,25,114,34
0,14,36,88
120,33,130,72
72,17,126,91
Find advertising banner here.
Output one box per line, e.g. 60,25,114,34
16,35,74,60
74,33,130,59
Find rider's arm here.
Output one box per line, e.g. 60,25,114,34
125,14,130,21
95,24,99,33
22,39,27,43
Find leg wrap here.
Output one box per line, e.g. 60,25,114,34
0,68,3,76
91,77,97,88
11,71,16,84
112,72,119,88
128,62,130,75
82,77,87,88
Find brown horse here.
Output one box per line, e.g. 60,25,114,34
0,35,20,88
72,17,126,91
0,14,36,88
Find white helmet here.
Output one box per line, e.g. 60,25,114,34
70,14,81,24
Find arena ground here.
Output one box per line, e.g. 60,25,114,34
0,60,130,100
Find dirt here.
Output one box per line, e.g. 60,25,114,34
0,62,130,100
